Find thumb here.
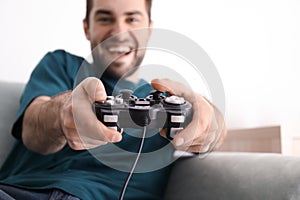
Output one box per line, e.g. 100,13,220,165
75,77,107,103
151,78,195,103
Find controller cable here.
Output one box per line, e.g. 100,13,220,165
119,126,147,200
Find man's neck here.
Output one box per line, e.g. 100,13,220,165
123,69,140,83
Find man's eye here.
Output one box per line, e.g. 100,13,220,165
97,17,112,23
127,18,138,23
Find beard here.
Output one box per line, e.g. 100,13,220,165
91,40,147,80
101,50,146,80
90,29,150,81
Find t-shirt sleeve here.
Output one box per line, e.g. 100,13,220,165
12,50,81,139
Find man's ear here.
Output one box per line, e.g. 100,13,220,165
83,19,90,40
149,20,153,28
148,20,153,38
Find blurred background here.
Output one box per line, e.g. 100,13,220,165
1,0,300,154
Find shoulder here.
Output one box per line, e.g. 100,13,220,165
44,49,84,64
38,49,85,78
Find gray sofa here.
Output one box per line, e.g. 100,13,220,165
1,81,300,200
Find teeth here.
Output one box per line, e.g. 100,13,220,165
108,46,131,54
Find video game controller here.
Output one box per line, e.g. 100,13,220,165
93,89,193,140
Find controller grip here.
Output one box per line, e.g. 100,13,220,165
165,112,193,140
93,103,121,132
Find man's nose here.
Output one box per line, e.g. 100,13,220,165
111,21,129,41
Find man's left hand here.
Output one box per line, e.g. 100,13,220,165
151,78,227,153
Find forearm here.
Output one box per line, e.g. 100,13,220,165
22,92,71,155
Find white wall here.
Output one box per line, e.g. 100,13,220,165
1,0,300,154
0,0,89,83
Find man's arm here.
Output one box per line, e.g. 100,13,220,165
22,77,122,155
22,93,69,155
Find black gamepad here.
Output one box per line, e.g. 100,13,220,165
93,89,193,140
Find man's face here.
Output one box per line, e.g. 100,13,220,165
84,0,152,79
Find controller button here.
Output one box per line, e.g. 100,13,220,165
104,115,118,123
150,90,163,100
171,115,185,123
120,89,133,100
165,96,185,105
108,126,118,131
115,97,123,104
107,96,114,100
134,106,151,110
135,99,150,106
106,100,114,105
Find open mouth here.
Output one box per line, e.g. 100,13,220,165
108,46,133,55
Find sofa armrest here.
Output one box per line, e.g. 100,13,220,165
0,81,24,166
164,152,300,200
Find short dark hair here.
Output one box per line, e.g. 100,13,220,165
85,0,152,26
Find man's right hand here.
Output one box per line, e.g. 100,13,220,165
62,77,122,150
22,77,122,155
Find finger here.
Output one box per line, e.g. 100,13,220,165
95,120,123,142
172,115,207,146
67,130,108,150
151,78,196,103
172,118,218,149
74,109,122,143
172,132,212,153
172,128,197,149
173,124,220,153
65,129,87,150
76,77,107,103
70,119,122,145
185,144,211,153
64,122,121,150
177,96,216,140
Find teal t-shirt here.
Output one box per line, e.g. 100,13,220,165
0,50,175,200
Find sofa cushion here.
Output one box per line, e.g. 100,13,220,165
0,81,24,166
164,152,300,200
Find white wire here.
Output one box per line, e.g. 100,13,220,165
119,126,147,200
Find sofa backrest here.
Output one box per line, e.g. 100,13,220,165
0,81,24,166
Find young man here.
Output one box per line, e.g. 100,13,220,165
0,0,226,199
